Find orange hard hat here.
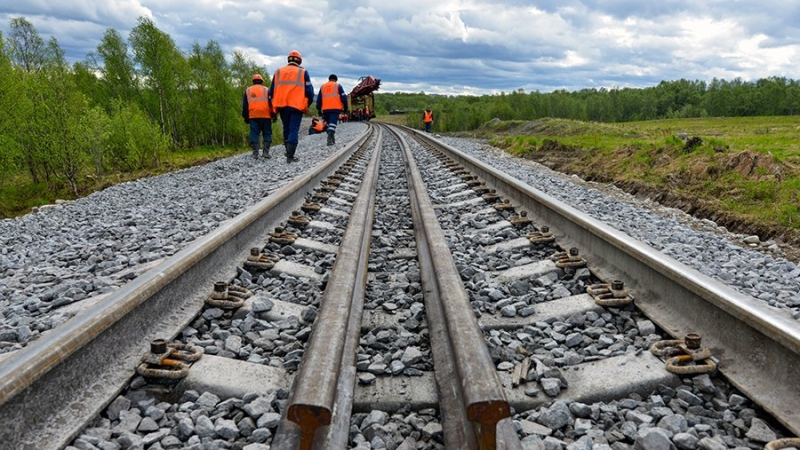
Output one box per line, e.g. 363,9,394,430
288,50,302,63
252,73,263,82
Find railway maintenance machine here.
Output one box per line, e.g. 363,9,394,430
348,75,381,120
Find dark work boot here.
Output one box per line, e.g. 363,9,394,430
326,131,334,146
251,142,259,159
286,143,298,163
263,141,271,159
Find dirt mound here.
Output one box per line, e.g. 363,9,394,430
520,140,586,173
722,150,787,179
540,139,575,153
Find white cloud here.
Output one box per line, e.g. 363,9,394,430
244,11,265,22
2,0,800,94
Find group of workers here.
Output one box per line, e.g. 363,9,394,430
242,50,347,163
243,50,435,162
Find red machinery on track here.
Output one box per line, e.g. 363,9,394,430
348,75,381,121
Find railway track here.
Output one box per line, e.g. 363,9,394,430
0,123,797,450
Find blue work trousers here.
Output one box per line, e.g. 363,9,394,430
249,119,272,146
279,108,305,145
322,110,340,133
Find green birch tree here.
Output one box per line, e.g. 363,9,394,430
129,17,186,144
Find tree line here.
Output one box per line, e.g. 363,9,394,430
380,78,800,133
0,16,265,195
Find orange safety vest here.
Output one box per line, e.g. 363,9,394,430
320,81,344,111
423,110,433,123
272,65,308,111
246,85,271,119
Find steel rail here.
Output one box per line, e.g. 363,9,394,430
404,126,800,436
312,128,382,450
391,125,519,449
0,128,371,450
273,126,382,450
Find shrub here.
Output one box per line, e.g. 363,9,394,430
106,100,171,171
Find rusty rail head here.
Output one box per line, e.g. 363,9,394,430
468,400,512,425
286,404,332,450
469,400,513,450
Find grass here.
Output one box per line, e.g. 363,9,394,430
0,178,52,218
0,145,246,219
487,116,800,158
481,116,800,233
372,114,411,127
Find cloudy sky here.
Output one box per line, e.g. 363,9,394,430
2,1,799,96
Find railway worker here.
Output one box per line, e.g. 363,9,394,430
308,116,326,135
269,50,314,163
316,74,348,146
423,107,434,132
242,73,273,159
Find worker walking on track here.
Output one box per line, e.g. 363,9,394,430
423,107,434,133
269,50,314,163
242,73,273,159
316,74,348,146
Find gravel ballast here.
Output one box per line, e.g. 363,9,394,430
41,125,795,449
1,125,797,352
0,123,368,354
436,135,800,319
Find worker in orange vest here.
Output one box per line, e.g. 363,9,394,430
423,108,434,133
308,116,327,135
242,73,273,159
316,74,348,146
269,50,314,163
